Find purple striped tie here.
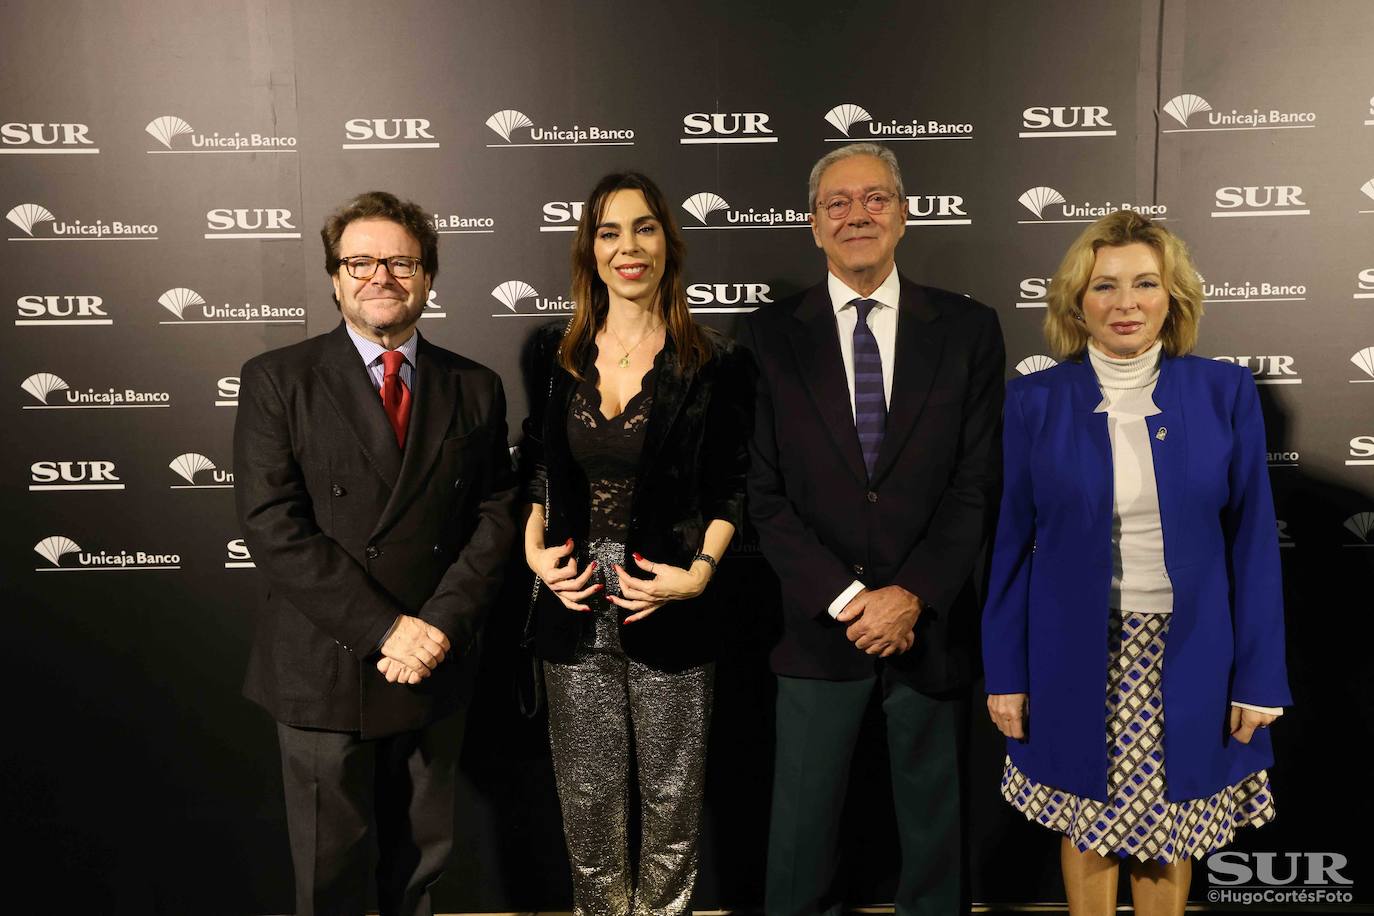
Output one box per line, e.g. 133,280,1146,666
852,298,886,479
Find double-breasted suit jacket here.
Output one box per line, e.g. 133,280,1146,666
740,276,1006,693
235,322,517,738
982,354,1292,800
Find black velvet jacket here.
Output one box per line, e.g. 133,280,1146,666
520,323,750,670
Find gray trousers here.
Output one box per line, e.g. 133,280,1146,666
543,618,713,916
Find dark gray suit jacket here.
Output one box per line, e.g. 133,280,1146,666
234,321,517,738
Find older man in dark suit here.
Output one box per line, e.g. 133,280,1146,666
739,144,1004,916
234,191,516,916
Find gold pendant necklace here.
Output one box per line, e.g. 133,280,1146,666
607,321,661,369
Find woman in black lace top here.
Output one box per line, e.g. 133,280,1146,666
520,171,750,916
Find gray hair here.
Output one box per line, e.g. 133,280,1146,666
807,142,905,211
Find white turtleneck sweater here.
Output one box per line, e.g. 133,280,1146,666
1087,340,1281,716
1088,340,1173,614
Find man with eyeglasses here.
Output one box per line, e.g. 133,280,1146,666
234,190,516,916
737,144,1005,915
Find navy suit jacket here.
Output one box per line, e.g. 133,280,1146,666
741,276,1005,692
982,353,1292,800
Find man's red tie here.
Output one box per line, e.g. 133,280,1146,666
380,349,411,448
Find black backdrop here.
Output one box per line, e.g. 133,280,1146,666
3,0,1372,911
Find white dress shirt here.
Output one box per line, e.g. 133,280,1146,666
825,267,900,618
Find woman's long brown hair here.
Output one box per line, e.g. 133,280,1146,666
559,172,710,378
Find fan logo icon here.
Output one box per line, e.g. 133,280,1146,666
483,109,635,147
680,192,810,230
156,287,304,324
145,115,297,153
822,103,972,142
33,534,180,572
1014,355,1058,376
490,280,572,317
1016,186,1167,225
1160,93,1316,133
5,202,158,241
1,121,98,154
21,372,172,408
169,453,233,488
1019,105,1115,138
1359,178,1374,215
1350,347,1374,384
1343,513,1374,547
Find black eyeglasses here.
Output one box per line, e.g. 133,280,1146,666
339,255,423,280
819,191,898,221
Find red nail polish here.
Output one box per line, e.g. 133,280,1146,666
622,618,632,625
589,561,598,570
633,552,644,562
594,584,604,591
565,538,573,547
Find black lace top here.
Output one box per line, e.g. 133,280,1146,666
566,348,657,541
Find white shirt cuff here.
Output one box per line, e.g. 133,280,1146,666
1231,701,1283,716
828,580,866,619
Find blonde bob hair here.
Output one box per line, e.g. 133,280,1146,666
1044,210,1204,360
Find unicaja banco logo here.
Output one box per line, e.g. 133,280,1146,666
1162,94,1213,127
35,535,81,568
1017,186,1166,224
825,104,873,137
484,109,634,147
169,452,232,487
159,288,205,319
157,286,303,324
1018,187,1066,219
22,372,69,404
33,534,180,571
7,203,54,236
683,193,730,225
6,202,157,240
680,192,809,230
145,115,296,153
1352,347,1374,383
1015,355,1058,376
492,281,537,312
490,280,572,317
1347,513,1374,545
22,371,171,408
1359,178,1374,214
1161,92,1316,133
823,102,972,141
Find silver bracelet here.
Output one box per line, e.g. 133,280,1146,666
691,552,718,574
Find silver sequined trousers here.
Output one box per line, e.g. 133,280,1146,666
543,539,714,916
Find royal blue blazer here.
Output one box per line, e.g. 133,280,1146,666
982,353,1291,801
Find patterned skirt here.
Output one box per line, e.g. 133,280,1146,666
1001,610,1276,863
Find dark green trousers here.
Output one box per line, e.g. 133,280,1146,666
765,672,965,916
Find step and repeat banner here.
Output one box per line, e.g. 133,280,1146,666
3,0,1371,911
